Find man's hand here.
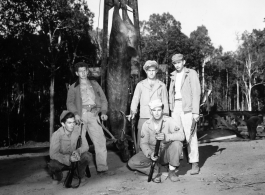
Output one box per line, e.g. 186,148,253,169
70,150,80,162
155,132,165,141
126,113,135,121
192,113,200,122
150,152,158,161
75,114,83,125
101,114,108,121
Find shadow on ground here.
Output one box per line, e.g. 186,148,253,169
177,145,225,176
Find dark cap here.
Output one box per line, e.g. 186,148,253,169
171,54,184,62
60,110,71,122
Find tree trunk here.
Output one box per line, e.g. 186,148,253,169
49,76,55,140
236,80,240,110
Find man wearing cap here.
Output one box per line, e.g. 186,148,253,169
48,110,91,184
128,99,184,183
67,62,109,173
130,60,169,151
169,53,201,175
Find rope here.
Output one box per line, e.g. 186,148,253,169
96,0,101,40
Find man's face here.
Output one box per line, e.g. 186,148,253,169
62,117,75,132
76,67,88,79
172,60,185,72
146,67,157,79
151,106,163,120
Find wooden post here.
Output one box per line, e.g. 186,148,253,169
101,0,111,92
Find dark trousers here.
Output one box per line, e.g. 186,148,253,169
48,151,92,181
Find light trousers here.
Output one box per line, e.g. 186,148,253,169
82,111,108,171
171,101,199,163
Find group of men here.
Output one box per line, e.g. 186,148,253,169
48,53,201,184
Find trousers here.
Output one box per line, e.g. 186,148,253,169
171,101,199,163
82,111,108,171
128,141,183,175
48,152,91,180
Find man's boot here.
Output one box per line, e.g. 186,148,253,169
168,170,180,182
190,162,200,175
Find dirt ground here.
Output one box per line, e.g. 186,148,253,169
0,140,265,195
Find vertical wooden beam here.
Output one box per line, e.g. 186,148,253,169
101,0,110,92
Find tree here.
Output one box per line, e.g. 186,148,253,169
0,0,96,142
236,30,265,111
189,25,214,94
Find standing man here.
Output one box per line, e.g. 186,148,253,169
130,60,169,150
49,110,91,184
128,99,184,183
67,62,109,173
169,54,201,175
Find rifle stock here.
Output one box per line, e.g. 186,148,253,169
147,120,164,182
131,118,138,154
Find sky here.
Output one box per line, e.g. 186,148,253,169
87,0,265,52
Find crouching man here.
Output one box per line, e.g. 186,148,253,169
128,99,184,183
48,110,92,184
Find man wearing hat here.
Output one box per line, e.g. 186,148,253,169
129,60,169,151
67,62,109,173
48,110,91,184
128,99,184,183
169,53,201,175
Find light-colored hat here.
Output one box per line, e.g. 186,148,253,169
143,60,158,71
171,54,184,62
149,99,163,109
60,110,71,122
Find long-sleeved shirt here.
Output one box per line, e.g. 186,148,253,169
140,116,185,158
49,125,89,166
67,79,108,117
130,79,169,118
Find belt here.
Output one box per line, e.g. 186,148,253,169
82,104,96,112
175,98,182,101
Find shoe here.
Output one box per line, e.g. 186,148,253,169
168,170,180,182
97,170,115,176
190,163,200,175
152,174,161,183
52,171,63,181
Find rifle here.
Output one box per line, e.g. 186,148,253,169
64,123,91,188
183,119,197,163
147,120,164,182
131,117,138,154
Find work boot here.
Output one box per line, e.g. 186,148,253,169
190,163,200,175
168,170,180,182
152,173,162,183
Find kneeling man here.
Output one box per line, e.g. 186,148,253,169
48,110,92,183
128,99,184,183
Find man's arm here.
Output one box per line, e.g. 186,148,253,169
190,70,201,114
140,123,153,158
50,131,71,166
76,126,89,155
66,85,78,115
130,83,141,115
164,118,185,142
94,81,108,115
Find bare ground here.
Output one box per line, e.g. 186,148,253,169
0,140,265,195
